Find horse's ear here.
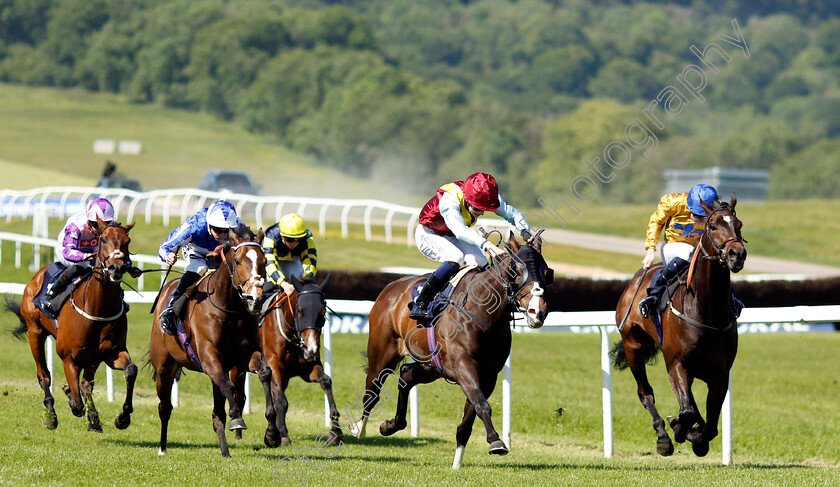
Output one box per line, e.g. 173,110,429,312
290,273,304,293
318,274,331,292
730,192,737,210
92,216,106,236
700,198,714,218
256,228,264,245
507,229,521,253
124,222,135,232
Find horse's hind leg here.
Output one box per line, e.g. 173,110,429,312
154,361,178,456
380,361,437,437
623,336,674,456
107,350,136,430
349,340,401,439
80,366,102,432
212,384,231,457
27,328,58,429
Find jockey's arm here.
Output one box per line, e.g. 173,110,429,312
440,192,486,248
493,195,533,237
158,218,194,264
59,221,87,263
300,238,317,280
262,234,285,286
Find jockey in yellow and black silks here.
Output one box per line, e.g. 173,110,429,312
263,213,317,296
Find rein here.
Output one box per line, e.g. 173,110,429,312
206,241,266,314
70,225,128,322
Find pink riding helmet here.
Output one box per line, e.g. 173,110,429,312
86,197,115,223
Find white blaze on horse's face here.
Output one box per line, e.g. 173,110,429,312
243,248,265,311
302,330,319,361
525,282,547,328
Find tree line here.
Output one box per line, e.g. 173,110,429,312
1,0,839,202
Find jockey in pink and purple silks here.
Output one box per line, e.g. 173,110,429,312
41,198,140,313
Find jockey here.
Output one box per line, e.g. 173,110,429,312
639,183,720,318
262,213,317,296
409,172,533,323
157,200,242,334
41,198,139,314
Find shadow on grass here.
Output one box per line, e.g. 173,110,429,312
488,460,824,472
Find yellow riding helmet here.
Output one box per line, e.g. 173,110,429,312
278,213,308,239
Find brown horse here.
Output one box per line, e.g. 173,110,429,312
349,231,551,469
149,225,281,457
6,218,137,432
612,195,746,457
231,274,344,447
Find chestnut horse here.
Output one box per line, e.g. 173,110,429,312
232,274,343,447
149,225,281,457
612,195,746,457
349,232,551,469
6,218,137,432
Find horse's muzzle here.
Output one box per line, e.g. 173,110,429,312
727,246,747,273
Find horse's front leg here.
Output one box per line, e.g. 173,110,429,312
690,373,730,457
211,384,231,457
455,361,507,456
249,353,281,448
379,361,437,437
61,359,85,417
80,366,102,432
204,357,246,432
452,400,477,470
107,350,137,430
666,361,700,444
308,364,343,446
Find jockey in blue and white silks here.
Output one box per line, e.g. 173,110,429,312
157,200,243,334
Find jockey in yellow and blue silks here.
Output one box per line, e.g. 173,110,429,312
639,183,719,318
409,172,532,323
262,213,317,296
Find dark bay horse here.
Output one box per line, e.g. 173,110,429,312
6,218,137,432
350,231,551,469
612,195,746,457
149,226,281,457
232,274,343,447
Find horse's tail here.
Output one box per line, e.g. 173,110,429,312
357,346,369,374
3,295,28,340
610,338,660,371
141,347,183,382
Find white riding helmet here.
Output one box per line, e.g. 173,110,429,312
206,200,238,230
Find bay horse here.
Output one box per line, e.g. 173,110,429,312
149,225,281,457
6,217,137,432
612,195,746,457
231,274,344,447
349,231,551,469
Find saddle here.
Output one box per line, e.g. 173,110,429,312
34,263,92,321
407,265,475,323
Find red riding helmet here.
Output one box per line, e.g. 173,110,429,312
463,173,500,212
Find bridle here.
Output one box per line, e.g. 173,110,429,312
698,207,747,265
71,224,129,321
219,241,266,306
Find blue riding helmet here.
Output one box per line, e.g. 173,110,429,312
687,184,719,216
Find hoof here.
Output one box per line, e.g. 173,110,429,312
43,411,58,430
657,440,674,456
327,430,344,446
488,440,509,455
88,422,103,433
692,440,710,457
379,419,406,437
264,431,281,448
234,430,243,440
114,413,131,430
281,437,292,446
228,418,247,431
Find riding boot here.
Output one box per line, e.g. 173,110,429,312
409,261,460,324
41,264,84,313
639,257,688,318
732,291,745,319
159,271,200,335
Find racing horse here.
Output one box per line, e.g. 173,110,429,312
231,274,344,447
612,195,746,457
6,218,137,432
349,230,552,469
149,225,281,457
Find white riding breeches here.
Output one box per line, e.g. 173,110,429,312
661,241,694,266
415,225,487,267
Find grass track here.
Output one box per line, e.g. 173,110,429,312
0,307,837,486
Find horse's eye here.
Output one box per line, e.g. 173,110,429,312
234,259,241,265
708,223,717,231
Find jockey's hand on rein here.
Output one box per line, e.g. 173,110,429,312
127,266,143,279
481,240,505,259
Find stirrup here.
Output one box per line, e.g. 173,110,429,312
639,297,654,319
159,308,177,335
409,302,429,321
